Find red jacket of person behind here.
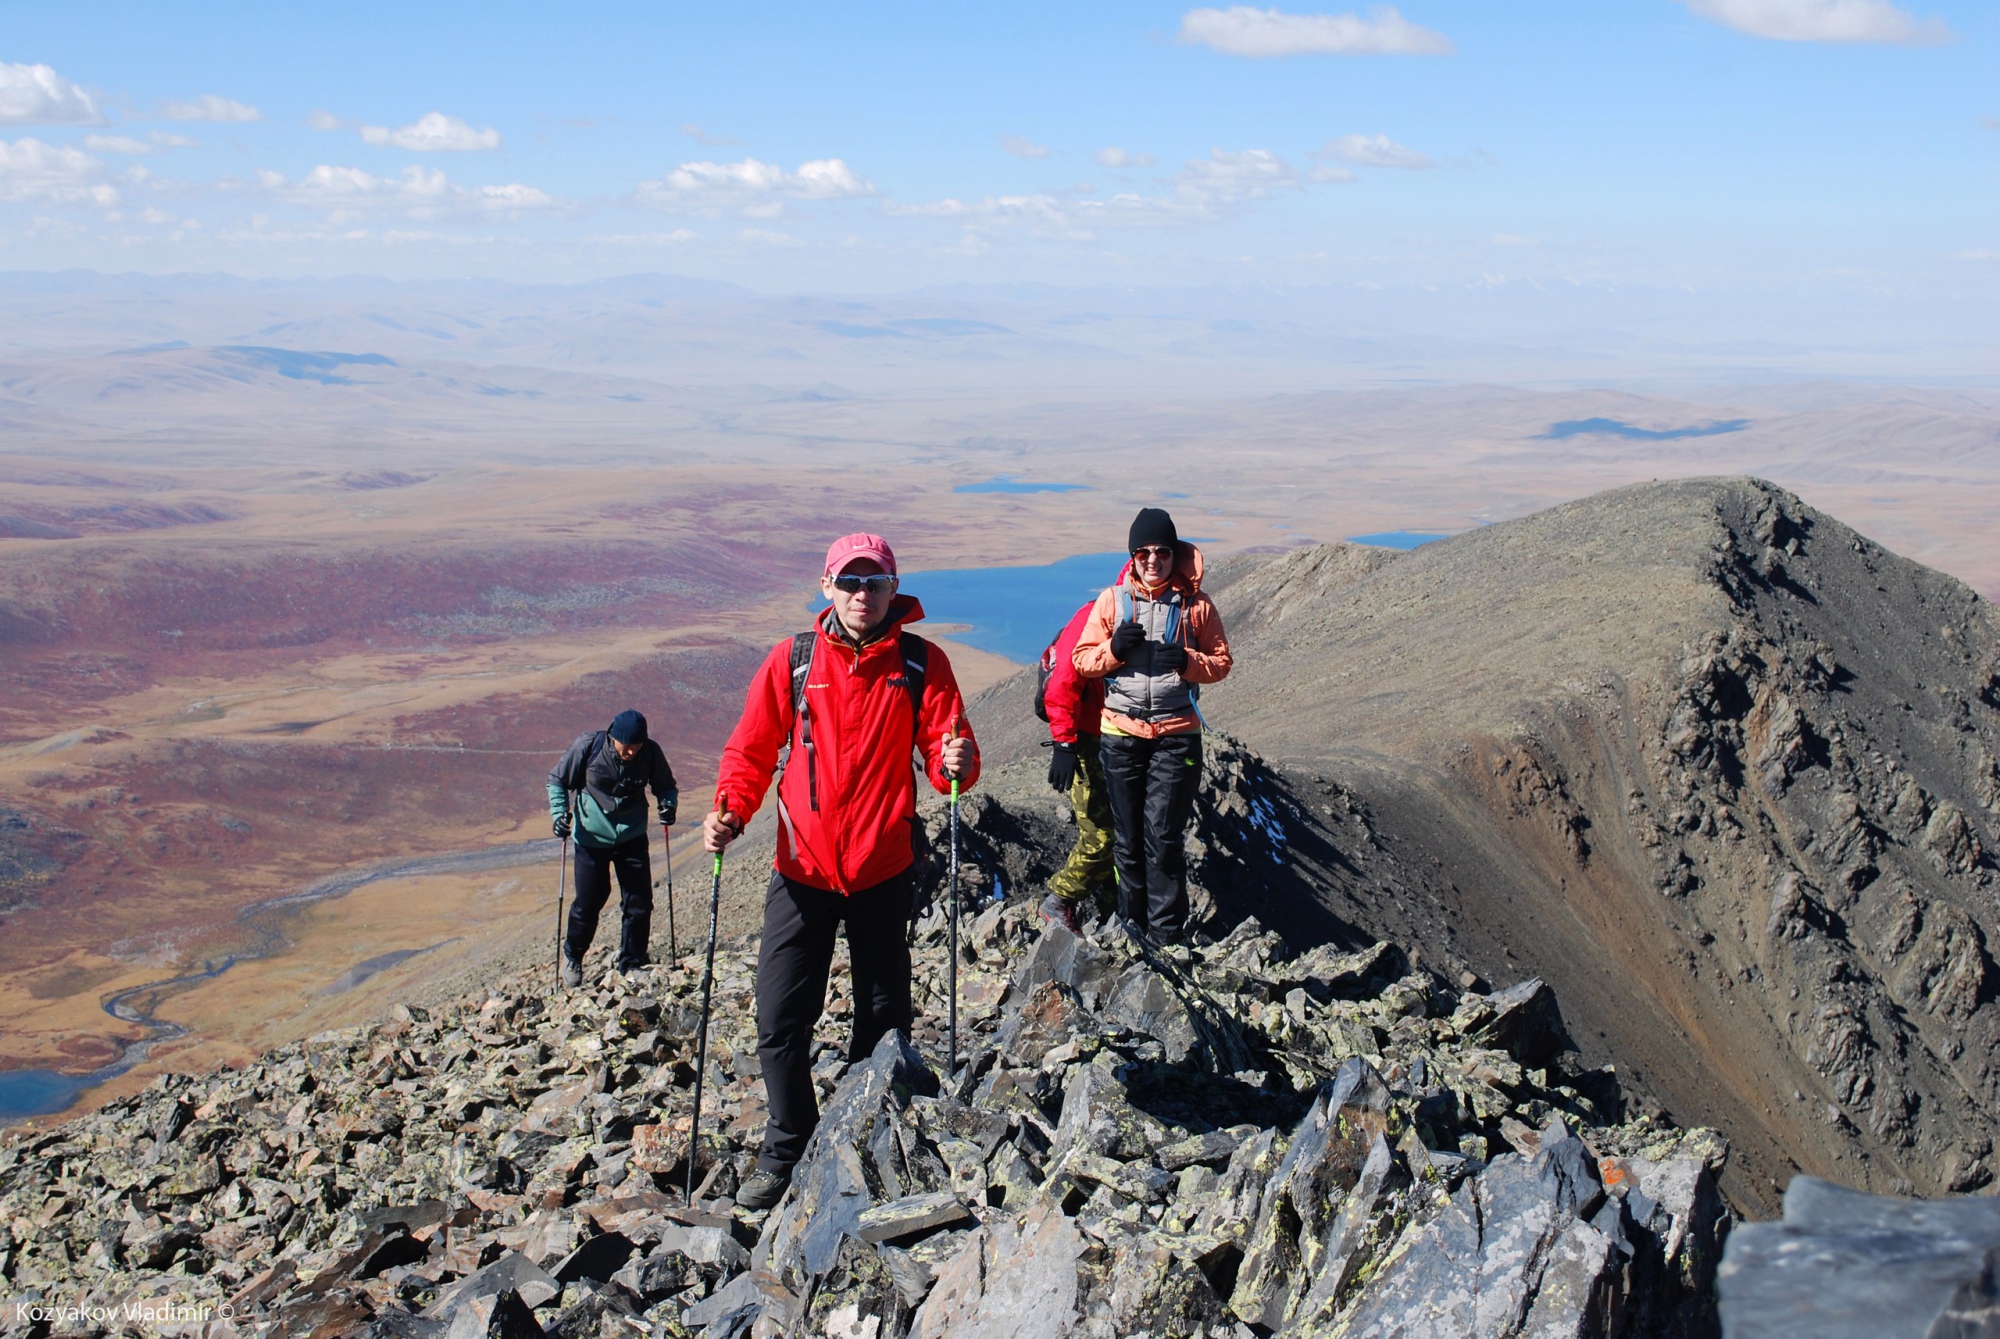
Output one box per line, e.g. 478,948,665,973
714,595,980,894
1042,600,1105,746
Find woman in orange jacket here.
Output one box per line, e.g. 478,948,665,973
1071,507,1232,945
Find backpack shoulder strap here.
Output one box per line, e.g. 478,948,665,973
787,630,816,726
898,632,929,734
569,731,605,791
1116,583,1132,627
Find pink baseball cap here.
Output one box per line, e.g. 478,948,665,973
823,532,898,578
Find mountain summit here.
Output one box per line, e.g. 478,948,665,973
1199,477,1999,1214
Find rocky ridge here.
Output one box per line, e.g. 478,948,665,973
0,854,1728,1338
1192,479,2000,1211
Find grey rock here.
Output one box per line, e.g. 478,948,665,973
1157,1126,1250,1172
909,1203,1088,1339
425,1251,561,1317
444,1288,545,1339
1335,1118,1619,1338
754,1028,941,1308
1232,1057,1397,1329
681,1271,762,1337
855,1190,972,1243
1473,979,1569,1067
551,1230,635,1283
1105,962,1202,1062
1014,923,1121,1007
1719,1176,2000,1339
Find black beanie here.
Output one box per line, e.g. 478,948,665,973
608,709,647,745
1129,507,1179,554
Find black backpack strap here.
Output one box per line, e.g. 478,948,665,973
786,631,819,813
566,730,606,793
899,632,929,736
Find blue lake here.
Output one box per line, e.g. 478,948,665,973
0,1067,90,1119
953,477,1088,495
1350,531,1447,550
815,551,1127,663
1538,417,1749,442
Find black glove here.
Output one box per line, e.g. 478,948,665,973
1155,642,1187,674
553,814,572,841
659,794,678,826
1110,620,1146,661
1047,741,1079,792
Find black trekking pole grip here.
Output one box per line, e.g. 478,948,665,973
688,851,723,1204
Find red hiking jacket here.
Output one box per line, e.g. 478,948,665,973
714,596,981,894
1043,601,1105,745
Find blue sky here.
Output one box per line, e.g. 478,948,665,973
0,1,1993,301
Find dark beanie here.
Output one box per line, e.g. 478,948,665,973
608,709,647,745
1129,507,1179,554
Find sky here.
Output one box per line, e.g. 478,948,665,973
0,0,1994,310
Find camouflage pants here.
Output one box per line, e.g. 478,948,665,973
1048,740,1114,906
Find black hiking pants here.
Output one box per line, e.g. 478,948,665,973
567,839,653,972
1100,731,1202,942
754,868,913,1173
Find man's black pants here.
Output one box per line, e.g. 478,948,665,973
755,868,912,1173
567,840,653,971
1100,731,1203,941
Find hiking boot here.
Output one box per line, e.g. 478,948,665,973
559,955,583,988
1039,893,1082,934
736,1165,792,1211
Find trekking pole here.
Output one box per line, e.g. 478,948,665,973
946,723,962,1076
554,802,571,989
687,850,723,1204
664,830,677,960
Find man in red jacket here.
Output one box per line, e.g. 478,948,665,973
1039,600,1113,933
704,532,979,1209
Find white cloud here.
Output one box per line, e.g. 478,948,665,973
1491,233,1538,246
1306,164,1358,182
0,62,103,124
739,228,804,247
1094,147,1157,168
1171,147,1300,206
161,94,263,122
151,131,198,149
260,163,559,218
1675,0,1950,44
0,137,117,204
1178,5,1454,56
83,134,155,155
1311,132,1434,168
892,146,1331,235
635,157,873,217
361,112,502,152
1001,134,1051,159
305,110,347,132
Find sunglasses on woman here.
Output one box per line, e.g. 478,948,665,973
1132,545,1176,561
831,573,898,594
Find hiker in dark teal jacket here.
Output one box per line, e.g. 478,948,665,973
546,709,678,984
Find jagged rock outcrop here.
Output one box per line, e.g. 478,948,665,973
0,882,1728,1338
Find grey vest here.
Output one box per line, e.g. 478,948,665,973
1103,583,1197,721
